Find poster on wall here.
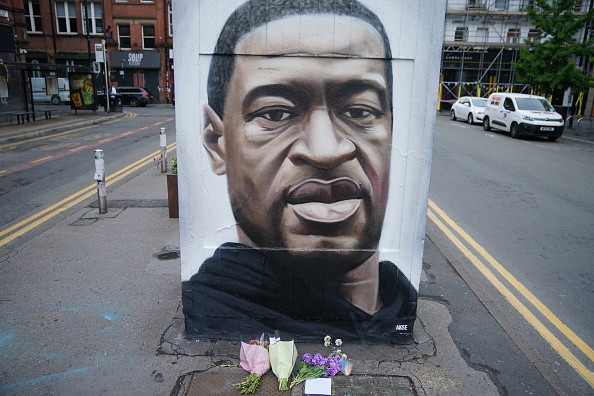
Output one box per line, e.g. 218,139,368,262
68,73,97,111
45,75,58,95
174,0,445,343
0,75,7,99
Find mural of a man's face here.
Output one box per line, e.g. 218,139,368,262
204,15,392,269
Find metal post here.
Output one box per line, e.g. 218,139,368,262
83,0,91,64
103,39,110,113
160,127,167,173
94,149,108,214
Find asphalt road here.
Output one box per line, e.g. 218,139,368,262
427,114,594,395
0,105,176,248
1,107,592,394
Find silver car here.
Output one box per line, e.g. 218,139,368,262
450,96,488,124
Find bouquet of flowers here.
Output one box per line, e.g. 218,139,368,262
234,335,270,394
289,336,351,388
268,335,297,391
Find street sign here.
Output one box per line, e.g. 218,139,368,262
92,61,101,74
95,43,104,63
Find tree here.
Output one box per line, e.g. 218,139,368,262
512,0,594,99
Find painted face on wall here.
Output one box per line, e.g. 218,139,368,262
203,15,392,269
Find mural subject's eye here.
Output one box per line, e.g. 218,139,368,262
247,106,298,129
258,109,296,122
340,105,384,124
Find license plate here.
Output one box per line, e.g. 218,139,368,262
541,127,554,131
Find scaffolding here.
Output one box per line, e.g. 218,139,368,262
439,0,592,115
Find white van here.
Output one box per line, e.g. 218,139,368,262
482,93,564,141
31,77,70,105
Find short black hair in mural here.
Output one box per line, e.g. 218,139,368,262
207,0,393,119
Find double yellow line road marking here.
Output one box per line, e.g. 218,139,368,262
0,142,176,247
2,148,591,389
428,199,594,389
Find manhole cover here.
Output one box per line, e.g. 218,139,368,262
186,370,283,396
182,371,416,396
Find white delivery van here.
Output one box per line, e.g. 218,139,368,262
482,93,565,141
31,77,70,105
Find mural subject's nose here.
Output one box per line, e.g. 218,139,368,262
289,109,356,168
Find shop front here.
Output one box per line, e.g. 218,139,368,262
110,51,161,103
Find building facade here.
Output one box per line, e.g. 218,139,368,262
0,0,173,106
442,0,593,112
103,0,173,103
2,1,592,112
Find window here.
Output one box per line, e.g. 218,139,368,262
65,60,75,74
527,29,539,41
82,2,103,35
503,98,515,111
168,2,173,37
25,1,42,33
467,0,484,9
574,0,583,11
520,0,534,10
506,28,520,43
476,27,489,42
55,1,77,34
31,60,41,78
454,27,468,42
143,25,155,49
493,0,508,10
118,24,131,49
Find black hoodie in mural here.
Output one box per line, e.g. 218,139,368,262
182,243,417,343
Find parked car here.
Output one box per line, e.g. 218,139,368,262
114,86,152,107
482,93,564,141
450,96,487,124
143,87,156,103
31,77,70,105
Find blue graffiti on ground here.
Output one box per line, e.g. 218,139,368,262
0,367,91,392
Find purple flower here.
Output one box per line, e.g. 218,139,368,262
301,353,313,364
311,353,325,366
321,355,342,377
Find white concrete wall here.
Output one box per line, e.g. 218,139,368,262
173,0,444,293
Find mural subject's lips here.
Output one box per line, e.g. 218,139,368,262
286,179,363,223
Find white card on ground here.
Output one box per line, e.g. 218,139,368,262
304,378,332,395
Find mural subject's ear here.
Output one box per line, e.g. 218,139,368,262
202,104,226,175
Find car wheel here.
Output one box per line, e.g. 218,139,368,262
467,113,474,124
483,117,491,131
51,95,61,105
548,136,559,142
129,97,139,107
510,123,520,139
450,110,456,121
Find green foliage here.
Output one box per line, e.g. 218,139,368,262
170,156,177,174
234,373,262,394
512,0,594,96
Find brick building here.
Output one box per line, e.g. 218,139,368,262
103,0,173,103
0,0,173,105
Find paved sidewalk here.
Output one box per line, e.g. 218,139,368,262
0,109,575,395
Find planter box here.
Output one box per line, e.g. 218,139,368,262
167,174,179,218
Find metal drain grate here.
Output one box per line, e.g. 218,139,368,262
183,371,416,396
186,370,284,396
